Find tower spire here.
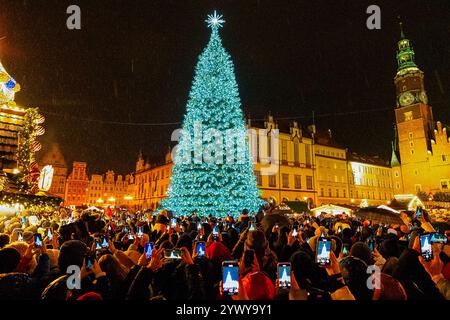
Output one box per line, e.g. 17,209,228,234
396,22,418,72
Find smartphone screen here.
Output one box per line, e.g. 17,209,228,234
196,242,206,256
17,231,23,242
171,218,177,228
416,209,422,219
128,233,135,240
420,234,433,262
47,228,53,241
249,222,255,231
137,227,143,238
164,249,182,259
34,233,43,248
101,237,109,249
316,237,331,267
292,227,298,237
197,222,202,231
277,263,291,288
22,217,26,224
367,238,375,252
430,233,447,244
337,226,342,233
145,242,154,259
222,261,239,295
85,256,94,270
342,244,349,257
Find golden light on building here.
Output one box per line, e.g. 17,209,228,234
107,196,116,203
124,195,133,201
96,198,104,204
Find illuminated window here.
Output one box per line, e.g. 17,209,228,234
306,176,313,190
281,140,287,161
255,170,262,186
269,174,276,187
282,174,289,188
294,175,302,189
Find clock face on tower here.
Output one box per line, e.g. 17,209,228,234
399,92,415,107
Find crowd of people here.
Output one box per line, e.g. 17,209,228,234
0,205,449,300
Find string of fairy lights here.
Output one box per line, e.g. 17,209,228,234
40,106,394,127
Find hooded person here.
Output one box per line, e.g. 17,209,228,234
206,241,232,283
242,271,276,300
339,256,373,300
373,273,407,300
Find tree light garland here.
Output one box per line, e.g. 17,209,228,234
161,12,264,218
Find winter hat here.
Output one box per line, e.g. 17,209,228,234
76,292,103,300
58,240,87,272
205,241,231,265
242,271,275,300
0,247,21,273
387,228,398,236
373,273,407,300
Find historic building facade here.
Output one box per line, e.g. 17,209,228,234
133,152,172,210
392,27,450,195
64,161,89,207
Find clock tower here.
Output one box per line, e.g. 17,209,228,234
394,23,435,193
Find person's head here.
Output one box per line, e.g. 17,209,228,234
242,209,249,216
350,242,374,266
339,256,372,300
0,234,10,249
244,230,271,260
98,254,128,282
0,247,21,273
176,234,193,253
242,271,275,300
58,240,88,273
379,238,401,259
373,273,407,300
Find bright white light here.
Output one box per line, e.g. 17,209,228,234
206,11,225,29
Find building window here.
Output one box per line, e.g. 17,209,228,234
343,189,346,198
294,175,302,189
396,182,400,189
320,188,324,196
415,184,422,193
328,188,332,197
336,189,339,198
281,140,288,161
282,174,289,188
409,132,413,139
410,141,414,147
411,149,414,155
395,170,399,177
269,174,276,187
255,170,262,186
305,145,311,166
443,155,447,162
441,180,448,190
294,140,299,163
306,176,313,190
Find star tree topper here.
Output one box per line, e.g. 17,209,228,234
205,10,225,29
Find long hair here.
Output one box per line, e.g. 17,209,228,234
98,254,128,283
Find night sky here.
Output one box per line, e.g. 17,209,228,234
1,0,449,175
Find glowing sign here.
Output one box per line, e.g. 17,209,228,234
38,165,54,192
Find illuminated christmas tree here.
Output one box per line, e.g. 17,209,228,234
161,11,263,217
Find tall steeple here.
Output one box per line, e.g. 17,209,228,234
396,22,419,72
